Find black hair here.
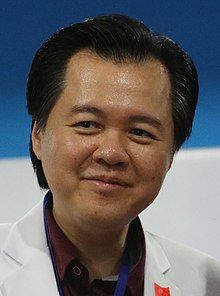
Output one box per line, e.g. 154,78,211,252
27,14,199,188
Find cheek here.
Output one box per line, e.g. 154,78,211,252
130,151,171,215
42,132,98,175
135,148,171,188
63,136,98,169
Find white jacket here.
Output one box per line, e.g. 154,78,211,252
0,200,220,296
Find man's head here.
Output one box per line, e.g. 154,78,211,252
27,14,198,189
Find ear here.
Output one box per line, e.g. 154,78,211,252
32,122,42,160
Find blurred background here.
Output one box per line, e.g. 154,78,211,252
0,0,219,259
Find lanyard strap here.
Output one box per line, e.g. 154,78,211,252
43,191,130,296
44,192,64,296
114,260,130,296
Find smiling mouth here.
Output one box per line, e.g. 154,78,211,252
82,176,131,189
83,179,127,192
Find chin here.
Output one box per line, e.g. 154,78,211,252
82,206,137,230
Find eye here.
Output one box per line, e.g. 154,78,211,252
129,128,156,143
129,128,154,138
72,121,101,134
74,121,100,129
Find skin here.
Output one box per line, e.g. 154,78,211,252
32,50,174,279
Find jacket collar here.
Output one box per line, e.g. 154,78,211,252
0,199,59,296
144,231,181,295
2,199,46,264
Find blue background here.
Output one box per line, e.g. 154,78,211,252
0,0,219,158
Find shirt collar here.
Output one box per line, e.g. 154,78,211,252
44,190,146,295
44,191,79,279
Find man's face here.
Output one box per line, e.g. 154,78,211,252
32,51,174,230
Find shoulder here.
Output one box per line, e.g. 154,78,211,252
0,223,13,247
148,231,220,264
0,199,45,251
145,231,220,294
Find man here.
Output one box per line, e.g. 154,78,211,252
0,14,219,296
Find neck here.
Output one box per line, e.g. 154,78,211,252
53,209,129,281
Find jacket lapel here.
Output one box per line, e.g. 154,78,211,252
0,200,59,296
144,232,181,296
1,250,58,296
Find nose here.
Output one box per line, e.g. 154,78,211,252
92,131,129,168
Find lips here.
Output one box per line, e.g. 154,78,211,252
82,175,131,187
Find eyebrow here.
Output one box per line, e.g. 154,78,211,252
128,114,162,130
68,104,162,130
68,104,105,118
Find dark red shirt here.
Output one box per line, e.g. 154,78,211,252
45,202,145,295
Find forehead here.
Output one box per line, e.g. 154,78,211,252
65,50,170,87
62,50,171,109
